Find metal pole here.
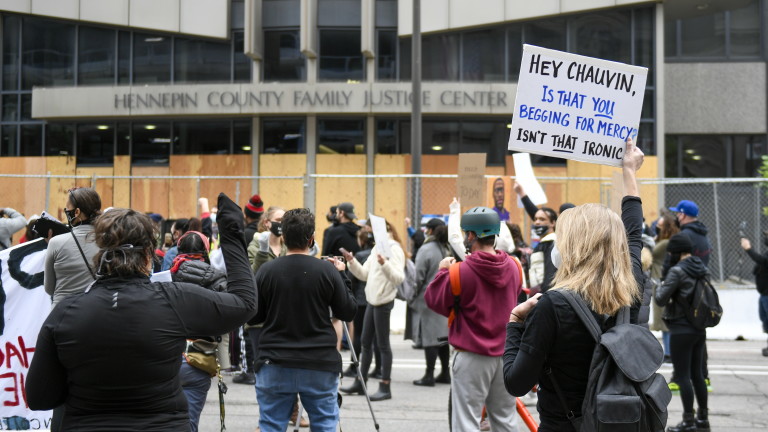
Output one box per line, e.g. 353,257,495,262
236,180,241,209
196,178,201,218
410,0,422,227
712,183,724,282
91,174,97,189
45,172,51,212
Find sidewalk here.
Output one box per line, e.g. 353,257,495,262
199,338,768,431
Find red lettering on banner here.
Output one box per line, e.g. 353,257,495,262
5,342,23,369
1,372,19,406
17,336,35,368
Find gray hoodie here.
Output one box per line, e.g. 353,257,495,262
0,208,26,249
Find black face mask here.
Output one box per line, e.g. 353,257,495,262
269,222,282,237
64,208,76,224
532,224,549,237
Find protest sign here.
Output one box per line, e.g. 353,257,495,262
457,153,486,208
508,45,648,167
513,153,548,206
0,239,52,430
368,213,391,258
487,177,512,222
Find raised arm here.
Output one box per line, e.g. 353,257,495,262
621,137,646,324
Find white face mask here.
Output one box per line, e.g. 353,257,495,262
550,242,562,269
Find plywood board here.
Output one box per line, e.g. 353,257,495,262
45,156,77,218
421,155,458,216
374,155,409,244
316,154,366,252
131,166,170,217
76,167,115,209
168,156,202,219
113,156,131,208
259,154,306,213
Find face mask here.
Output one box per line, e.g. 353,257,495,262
551,242,562,269
532,224,549,237
269,221,282,237
64,208,76,224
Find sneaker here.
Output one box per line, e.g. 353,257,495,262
668,381,680,393
705,378,713,393
232,371,255,385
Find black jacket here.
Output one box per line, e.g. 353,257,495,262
322,221,361,257
681,221,712,266
244,220,260,245
26,193,257,432
172,259,228,293
746,248,768,295
655,256,709,331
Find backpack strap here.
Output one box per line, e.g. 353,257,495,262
448,262,462,327
544,367,579,425
558,290,603,343
510,255,524,287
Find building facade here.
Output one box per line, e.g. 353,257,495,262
0,0,765,222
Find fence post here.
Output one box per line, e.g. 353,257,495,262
91,174,97,190
45,172,51,212
712,182,724,282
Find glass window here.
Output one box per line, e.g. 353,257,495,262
423,34,459,81
21,94,32,121
262,119,305,154
174,38,231,83
319,30,364,81
680,12,726,57
377,30,397,80
263,0,301,28
665,136,679,177
117,123,130,155
233,120,252,154
524,19,566,52
399,37,411,81
641,89,654,119
78,27,116,85
460,121,507,165
2,94,18,122
637,121,655,156
264,30,305,81
732,135,766,176
132,122,170,164
462,28,505,82
46,123,74,156
508,26,523,81
680,135,727,177
318,118,364,154
3,15,20,91
570,11,631,64
423,121,459,155
173,121,231,154
118,31,131,84
318,0,361,27
22,18,75,89
376,119,399,154
634,7,654,85
20,124,42,156
664,19,677,57
77,123,114,164
730,0,762,57
1,125,18,156
133,33,171,84
233,31,252,82
231,0,245,29
376,0,398,27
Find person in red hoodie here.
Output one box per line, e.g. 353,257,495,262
425,206,523,432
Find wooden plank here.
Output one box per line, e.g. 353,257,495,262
422,155,457,216
131,166,170,217
113,156,131,208
168,156,201,219
45,156,77,218
374,154,409,241
316,154,366,251
198,155,251,210
259,154,306,212
76,167,115,209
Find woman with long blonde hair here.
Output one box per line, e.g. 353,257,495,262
502,139,647,431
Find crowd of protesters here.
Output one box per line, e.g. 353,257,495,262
0,137,762,432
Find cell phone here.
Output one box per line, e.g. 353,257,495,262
738,221,748,239
339,247,349,256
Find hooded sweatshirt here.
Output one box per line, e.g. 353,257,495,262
680,221,712,266
322,221,360,257
655,256,709,333
425,250,522,356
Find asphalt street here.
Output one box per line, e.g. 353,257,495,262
199,338,768,432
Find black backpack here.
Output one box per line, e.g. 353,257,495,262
676,277,723,330
547,290,672,432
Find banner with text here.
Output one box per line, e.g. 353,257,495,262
457,153,487,208
508,45,648,167
0,239,52,430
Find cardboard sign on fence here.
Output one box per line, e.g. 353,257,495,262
508,45,648,167
457,153,486,208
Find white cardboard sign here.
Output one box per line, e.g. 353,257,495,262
508,45,648,167
513,153,548,206
368,213,391,259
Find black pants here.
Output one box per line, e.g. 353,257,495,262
360,301,394,381
670,332,708,414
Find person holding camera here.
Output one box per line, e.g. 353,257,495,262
741,233,768,357
0,206,26,250
252,208,356,432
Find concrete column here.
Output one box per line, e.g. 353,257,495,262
655,3,666,205
251,117,260,195
305,115,317,210
366,116,375,217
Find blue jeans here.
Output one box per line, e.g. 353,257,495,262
760,294,768,333
180,358,213,432
256,364,339,432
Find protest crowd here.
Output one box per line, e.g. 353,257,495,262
0,141,762,432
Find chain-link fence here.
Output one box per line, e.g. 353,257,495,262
2,173,765,285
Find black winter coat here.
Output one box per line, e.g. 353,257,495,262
746,247,768,295
655,256,709,332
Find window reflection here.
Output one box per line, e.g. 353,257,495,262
20,124,42,156
318,119,364,154
2,15,20,91
77,123,114,165
462,29,505,82
263,119,305,154
78,27,116,85
132,122,171,165
377,30,397,80
22,18,75,89
264,31,305,81
570,11,631,63
173,121,231,154
46,123,74,157
133,33,171,84
174,38,231,83
319,30,364,81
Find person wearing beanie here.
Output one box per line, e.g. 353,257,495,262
655,232,711,432
244,194,264,244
